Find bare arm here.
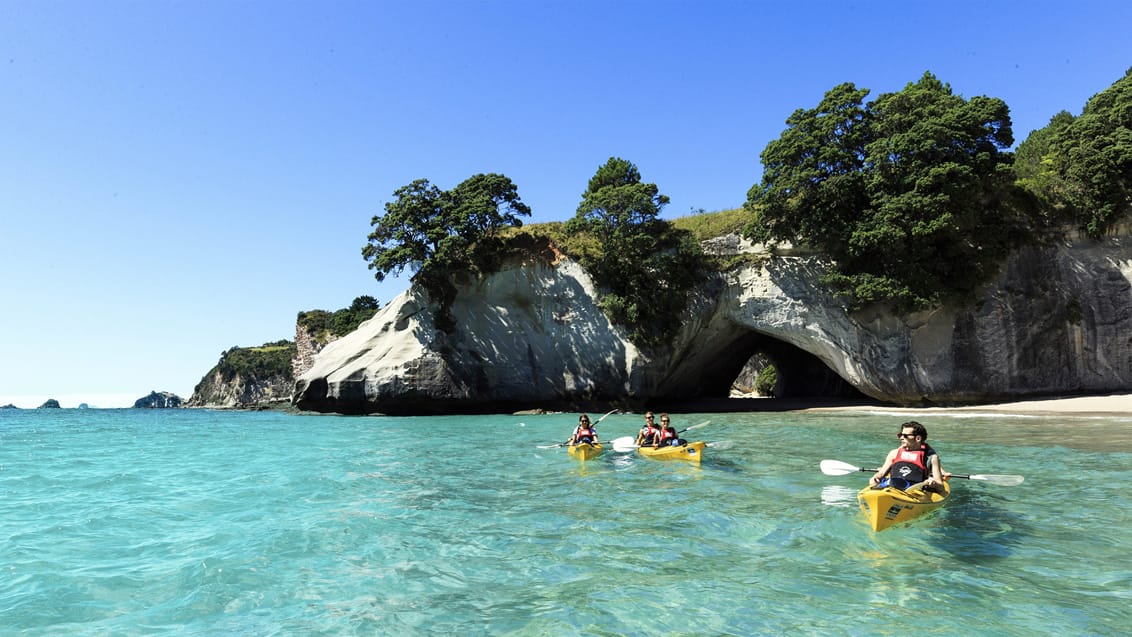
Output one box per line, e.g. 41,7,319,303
870,450,898,486
927,454,944,484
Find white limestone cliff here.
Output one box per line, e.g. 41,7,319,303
294,228,1132,414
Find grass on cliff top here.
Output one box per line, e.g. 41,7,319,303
668,206,749,239
507,206,751,261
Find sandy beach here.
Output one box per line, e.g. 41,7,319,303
806,393,1132,416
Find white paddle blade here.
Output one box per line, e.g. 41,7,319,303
820,459,862,476
970,474,1025,486
683,420,711,432
706,440,734,450
609,436,638,453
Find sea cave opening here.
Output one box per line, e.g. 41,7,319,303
680,330,867,406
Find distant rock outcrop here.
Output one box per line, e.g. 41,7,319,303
38,399,61,409
1,404,18,409
186,342,295,409
294,226,1132,414
133,391,183,409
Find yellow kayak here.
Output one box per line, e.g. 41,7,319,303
856,480,951,531
637,441,705,463
567,442,603,461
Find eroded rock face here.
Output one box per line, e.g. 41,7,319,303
186,371,292,409
294,229,1132,414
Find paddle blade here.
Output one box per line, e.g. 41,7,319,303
820,459,866,476
610,436,638,453
706,440,734,450
968,474,1025,486
682,420,711,432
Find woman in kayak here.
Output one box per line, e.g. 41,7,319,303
568,414,598,446
635,411,660,447
869,421,947,491
654,414,685,447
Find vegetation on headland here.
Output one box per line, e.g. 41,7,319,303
357,69,1131,344
297,296,382,344
214,341,296,382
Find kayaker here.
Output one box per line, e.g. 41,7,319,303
568,414,598,445
654,414,685,447
869,421,947,491
636,411,660,446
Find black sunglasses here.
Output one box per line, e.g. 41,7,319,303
896,433,916,439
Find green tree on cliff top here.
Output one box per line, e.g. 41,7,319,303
1015,67,1132,238
745,72,1028,311
567,157,706,347
362,173,531,326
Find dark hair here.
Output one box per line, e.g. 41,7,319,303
900,421,927,440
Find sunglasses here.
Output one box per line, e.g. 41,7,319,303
896,433,916,439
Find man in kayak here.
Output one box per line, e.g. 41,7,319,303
869,421,946,491
568,414,598,446
635,411,660,447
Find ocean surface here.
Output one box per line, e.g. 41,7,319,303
2,407,1130,636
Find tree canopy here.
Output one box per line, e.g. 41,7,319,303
566,157,705,347
362,173,530,285
745,72,1028,310
1015,67,1132,237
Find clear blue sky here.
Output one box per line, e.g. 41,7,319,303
2,1,1130,408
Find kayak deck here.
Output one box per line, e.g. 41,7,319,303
857,481,951,531
567,442,603,461
637,441,705,463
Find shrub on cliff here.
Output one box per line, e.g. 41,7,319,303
298,296,381,341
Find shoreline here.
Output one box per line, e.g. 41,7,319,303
671,393,1132,416
799,393,1132,416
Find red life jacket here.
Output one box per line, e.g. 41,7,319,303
575,426,595,441
889,447,932,484
658,427,678,443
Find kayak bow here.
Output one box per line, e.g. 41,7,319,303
567,442,603,461
636,441,705,463
856,481,950,531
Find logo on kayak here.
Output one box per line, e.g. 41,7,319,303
885,504,906,520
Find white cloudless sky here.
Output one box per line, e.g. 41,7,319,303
2,0,1130,408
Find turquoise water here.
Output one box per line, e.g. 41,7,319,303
2,408,1130,636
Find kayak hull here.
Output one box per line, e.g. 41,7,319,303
856,481,951,531
567,442,603,461
637,441,705,463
